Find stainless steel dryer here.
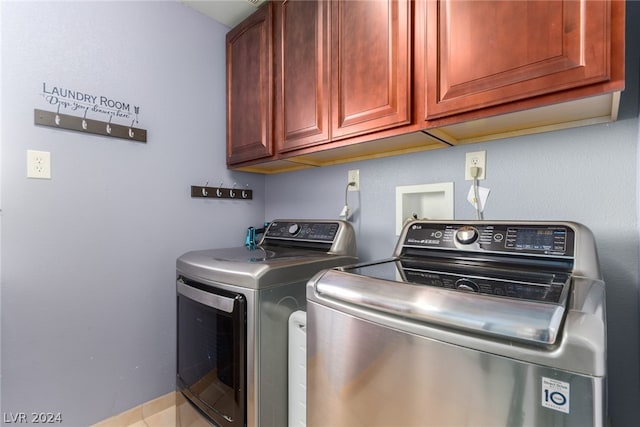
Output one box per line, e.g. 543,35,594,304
307,220,606,426
176,219,357,427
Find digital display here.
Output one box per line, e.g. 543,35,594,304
506,227,566,252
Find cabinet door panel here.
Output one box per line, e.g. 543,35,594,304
332,0,411,139
227,4,273,164
276,0,330,152
426,0,612,119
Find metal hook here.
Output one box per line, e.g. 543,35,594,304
241,183,250,199
55,104,61,126
128,120,135,138
82,109,88,130
230,182,237,198
216,182,224,198
202,181,209,197
106,115,112,134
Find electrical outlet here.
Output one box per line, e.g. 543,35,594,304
27,150,51,179
348,169,360,191
465,150,486,180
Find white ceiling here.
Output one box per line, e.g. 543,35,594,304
182,0,266,28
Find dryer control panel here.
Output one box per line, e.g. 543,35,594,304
266,221,341,242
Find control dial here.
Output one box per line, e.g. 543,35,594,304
455,278,479,293
288,223,301,236
455,226,479,245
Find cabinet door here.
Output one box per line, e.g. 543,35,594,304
275,0,330,153
425,0,613,120
226,3,273,165
331,0,411,140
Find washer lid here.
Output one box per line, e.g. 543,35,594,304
311,260,568,346
177,246,357,289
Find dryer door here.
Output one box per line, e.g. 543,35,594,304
177,278,246,427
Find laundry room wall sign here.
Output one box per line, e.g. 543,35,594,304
34,82,147,143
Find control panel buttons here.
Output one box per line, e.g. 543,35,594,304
403,223,574,256
265,221,341,242
456,226,479,245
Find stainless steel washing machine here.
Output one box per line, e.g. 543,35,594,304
176,219,357,427
307,220,606,426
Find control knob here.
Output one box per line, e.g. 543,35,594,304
455,278,479,293
456,226,479,244
288,223,301,236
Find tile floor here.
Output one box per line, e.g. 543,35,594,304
91,392,175,427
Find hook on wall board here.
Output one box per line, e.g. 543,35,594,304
191,185,253,200
34,109,147,143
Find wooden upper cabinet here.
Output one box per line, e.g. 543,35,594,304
425,0,615,120
331,0,412,139
275,0,330,153
228,0,623,173
226,2,273,165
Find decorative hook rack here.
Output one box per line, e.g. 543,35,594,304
191,184,253,200
34,109,147,143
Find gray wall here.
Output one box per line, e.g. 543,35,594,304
265,120,640,426
0,1,265,425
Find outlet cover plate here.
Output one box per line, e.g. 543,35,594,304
348,169,360,191
465,150,486,180
27,150,51,179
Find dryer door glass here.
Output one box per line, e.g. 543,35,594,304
177,279,246,426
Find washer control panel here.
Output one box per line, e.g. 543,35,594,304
266,221,341,242
403,223,575,257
